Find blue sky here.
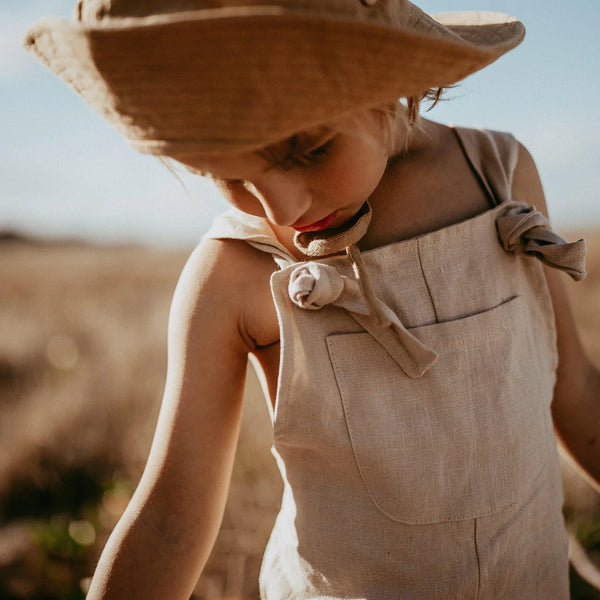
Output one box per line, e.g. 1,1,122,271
2,0,599,247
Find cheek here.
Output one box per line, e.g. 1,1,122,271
330,155,387,199
326,133,389,196
214,181,265,217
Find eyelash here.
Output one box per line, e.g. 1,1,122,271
289,138,334,168
306,141,332,159
216,136,335,188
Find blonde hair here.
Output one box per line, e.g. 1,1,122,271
406,86,447,123
367,85,448,155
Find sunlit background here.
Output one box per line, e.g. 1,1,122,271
2,0,599,247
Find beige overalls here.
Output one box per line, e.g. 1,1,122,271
204,127,586,599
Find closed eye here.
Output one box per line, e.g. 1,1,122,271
306,140,332,159
259,129,336,169
292,137,335,167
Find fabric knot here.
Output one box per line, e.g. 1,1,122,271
496,202,586,281
288,262,344,310
287,254,437,379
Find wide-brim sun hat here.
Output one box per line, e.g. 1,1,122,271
24,0,525,157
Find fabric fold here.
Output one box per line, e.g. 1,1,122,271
496,202,586,281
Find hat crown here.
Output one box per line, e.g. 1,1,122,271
75,0,412,27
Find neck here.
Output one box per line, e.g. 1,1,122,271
268,221,307,260
391,117,441,160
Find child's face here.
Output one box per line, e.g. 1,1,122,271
175,111,396,233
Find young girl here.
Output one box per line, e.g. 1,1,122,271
25,1,600,598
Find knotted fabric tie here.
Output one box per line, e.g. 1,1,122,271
289,261,397,318
289,202,437,379
289,262,345,310
496,202,586,281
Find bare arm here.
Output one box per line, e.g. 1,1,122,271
512,143,600,491
87,239,259,599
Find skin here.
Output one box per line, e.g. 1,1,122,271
86,111,600,600
178,112,394,258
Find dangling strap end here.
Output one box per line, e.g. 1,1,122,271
496,202,587,281
524,238,587,281
346,244,392,327
389,322,438,378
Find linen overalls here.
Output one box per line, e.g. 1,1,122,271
204,127,586,599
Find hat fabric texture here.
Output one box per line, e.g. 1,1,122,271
24,0,525,157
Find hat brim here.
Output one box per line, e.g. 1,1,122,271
24,8,525,156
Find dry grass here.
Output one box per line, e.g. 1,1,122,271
0,230,599,599
0,237,280,599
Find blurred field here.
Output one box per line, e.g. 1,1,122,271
0,230,599,599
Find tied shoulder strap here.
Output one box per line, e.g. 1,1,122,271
496,201,586,281
453,126,587,280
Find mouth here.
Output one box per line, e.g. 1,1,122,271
292,211,339,233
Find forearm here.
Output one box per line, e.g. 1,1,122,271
552,360,600,493
86,485,224,600
86,383,245,599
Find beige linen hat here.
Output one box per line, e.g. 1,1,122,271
24,0,525,157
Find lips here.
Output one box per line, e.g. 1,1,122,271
292,211,338,233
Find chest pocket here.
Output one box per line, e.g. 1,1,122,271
326,295,554,524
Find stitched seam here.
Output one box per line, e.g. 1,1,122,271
474,518,481,599
269,270,295,434
327,333,521,524
326,335,420,524
416,237,439,323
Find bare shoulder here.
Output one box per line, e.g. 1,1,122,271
170,237,279,353
510,142,574,339
511,141,548,214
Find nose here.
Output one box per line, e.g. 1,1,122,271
247,172,311,226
